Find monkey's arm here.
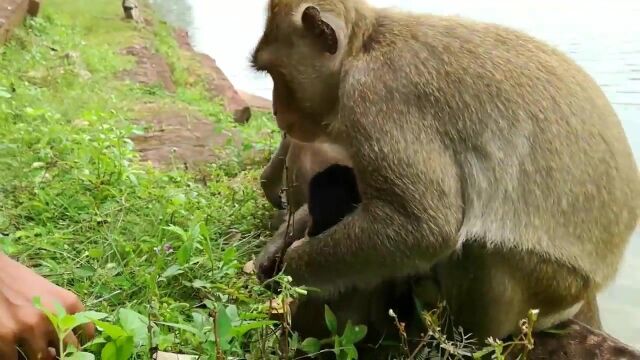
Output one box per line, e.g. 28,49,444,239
255,204,311,283
281,57,464,293
260,134,290,210
283,195,460,293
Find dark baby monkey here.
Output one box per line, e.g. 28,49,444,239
253,0,639,346
306,163,361,237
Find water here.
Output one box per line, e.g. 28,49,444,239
150,0,640,347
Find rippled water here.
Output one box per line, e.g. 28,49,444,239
151,0,640,347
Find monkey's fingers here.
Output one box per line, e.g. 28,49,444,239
256,255,282,283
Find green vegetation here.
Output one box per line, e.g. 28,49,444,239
0,1,539,359
0,0,292,358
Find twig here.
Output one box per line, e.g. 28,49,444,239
210,307,224,360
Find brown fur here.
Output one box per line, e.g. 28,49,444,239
253,0,640,346
260,134,351,229
260,135,412,350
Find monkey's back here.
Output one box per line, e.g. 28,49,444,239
364,10,640,286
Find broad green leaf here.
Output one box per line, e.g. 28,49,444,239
73,266,95,278
67,352,95,360
101,342,117,360
161,264,183,278
53,302,67,318
341,321,367,345
198,223,210,239
156,321,200,335
215,303,233,349
191,311,210,333
75,311,109,322
222,247,237,265
100,336,134,360
300,337,321,354
176,242,193,266
118,308,148,346
190,222,201,240
163,225,188,241
94,320,128,339
473,347,495,359
84,337,107,347
232,320,277,337
340,344,358,360
226,304,240,323
60,314,84,332
115,335,135,360
87,248,104,258
203,341,217,356
191,279,209,288
156,333,176,350
324,305,338,335
0,88,11,98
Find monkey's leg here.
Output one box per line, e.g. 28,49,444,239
570,290,602,330
431,242,593,343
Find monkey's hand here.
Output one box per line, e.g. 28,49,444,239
255,205,310,291
255,236,287,285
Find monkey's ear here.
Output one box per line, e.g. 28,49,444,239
301,5,338,55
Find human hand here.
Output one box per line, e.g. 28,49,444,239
0,253,95,360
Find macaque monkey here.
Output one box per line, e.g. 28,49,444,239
252,0,639,346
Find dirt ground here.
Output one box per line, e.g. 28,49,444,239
118,27,269,169
120,45,176,93
129,104,240,169
0,0,29,44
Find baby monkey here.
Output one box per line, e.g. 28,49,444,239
282,163,418,357
306,163,361,236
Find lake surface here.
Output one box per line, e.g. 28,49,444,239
150,0,640,347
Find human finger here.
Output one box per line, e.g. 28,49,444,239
74,322,96,345
0,342,18,360
20,335,54,360
46,328,81,357
63,330,81,351
58,292,96,345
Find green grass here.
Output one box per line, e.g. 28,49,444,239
0,1,296,358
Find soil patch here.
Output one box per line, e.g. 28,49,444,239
0,0,29,44
130,104,240,169
120,44,176,93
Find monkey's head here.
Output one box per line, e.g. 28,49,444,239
251,0,355,142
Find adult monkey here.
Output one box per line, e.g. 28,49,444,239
252,0,640,344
